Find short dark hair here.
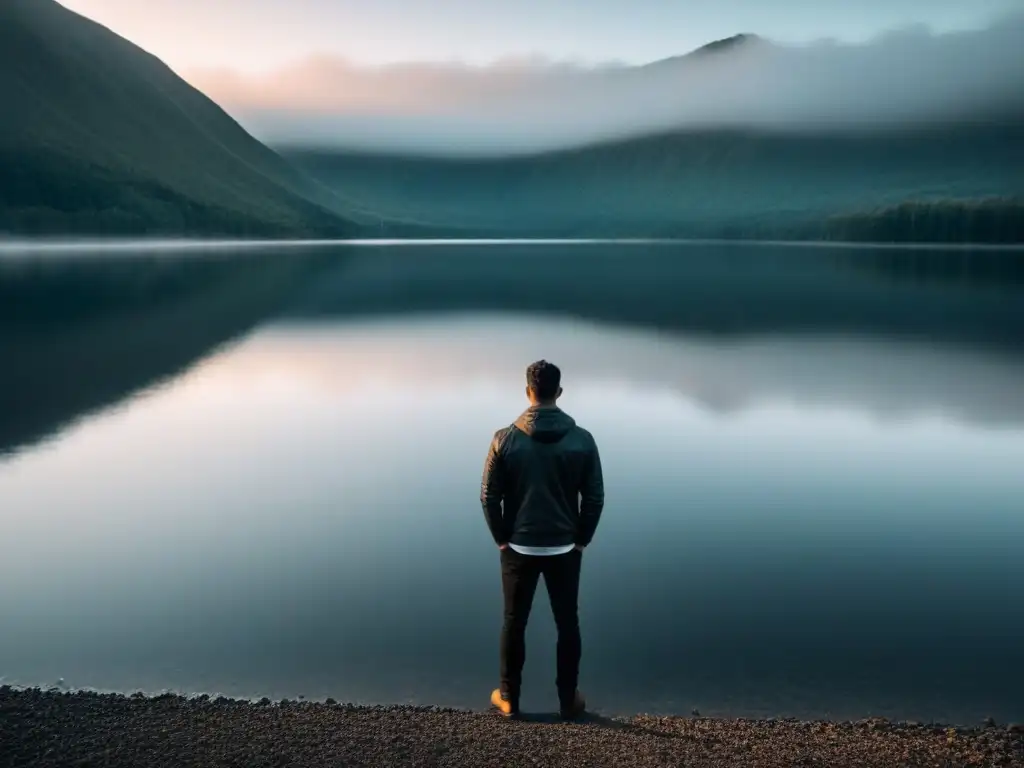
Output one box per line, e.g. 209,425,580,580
526,359,561,401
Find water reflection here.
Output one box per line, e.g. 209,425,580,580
1,315,1022,723
0,249,335,456
288,243,1024,348
3,242,1024,458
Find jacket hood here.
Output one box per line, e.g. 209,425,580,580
514,406,576,444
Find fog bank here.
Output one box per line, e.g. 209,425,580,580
185,13,1024,156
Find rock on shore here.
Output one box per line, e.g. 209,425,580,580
2,686,1022,767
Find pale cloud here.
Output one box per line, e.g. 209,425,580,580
189,56,622,114
186,13,1024,155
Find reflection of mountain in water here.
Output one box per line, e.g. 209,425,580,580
289,243,1024,347
0,249,335,456
1,242,1022,457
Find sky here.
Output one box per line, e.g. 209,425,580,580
60,0,1021,71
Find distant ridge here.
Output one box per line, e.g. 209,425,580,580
631,32,765,72
690,33,762,56
285,122,1024,243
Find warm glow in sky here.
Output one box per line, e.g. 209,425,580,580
58,0,1019,72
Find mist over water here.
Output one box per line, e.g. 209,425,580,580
1,243,1022,723
188,13,1024,154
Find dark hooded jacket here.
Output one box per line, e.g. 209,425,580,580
480,405,604,548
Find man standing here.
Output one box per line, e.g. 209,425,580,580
480,360,605,720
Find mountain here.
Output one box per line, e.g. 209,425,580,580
283,121,1024,243
265,17,1023,243
663,32,763,61
0,0,368,237
3,0,1021,242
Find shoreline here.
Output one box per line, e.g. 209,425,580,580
3,687,1022,767
3,236,1024,258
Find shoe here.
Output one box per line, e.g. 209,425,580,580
559,690,586,720
490,688,519,718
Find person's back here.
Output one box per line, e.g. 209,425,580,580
480,360,604,719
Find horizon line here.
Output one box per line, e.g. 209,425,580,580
2,237,1023,260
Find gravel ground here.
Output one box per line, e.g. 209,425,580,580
2,686,1022,767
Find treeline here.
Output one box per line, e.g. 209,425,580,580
4,143,1022,244
813,198,1024,244
670,198,1024,244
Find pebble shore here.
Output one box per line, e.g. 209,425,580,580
2,686,1022,767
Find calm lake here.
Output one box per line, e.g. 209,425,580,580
1,241,1023,724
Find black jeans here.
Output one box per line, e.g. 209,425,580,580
499,547,582,709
